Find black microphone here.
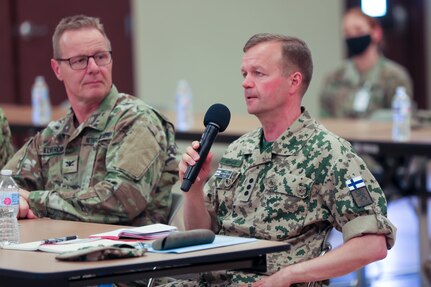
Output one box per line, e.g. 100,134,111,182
180,103,231,192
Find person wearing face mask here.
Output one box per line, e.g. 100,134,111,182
320,7,413,119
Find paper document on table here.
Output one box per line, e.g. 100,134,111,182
89,223,177,240
1,240,45,251
2,238,132,253
148,235,257,253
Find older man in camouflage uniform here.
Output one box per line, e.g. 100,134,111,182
176,33,396,287
0,108,14,170
6,15,178,226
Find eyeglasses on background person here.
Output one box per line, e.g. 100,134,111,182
55,51,112,70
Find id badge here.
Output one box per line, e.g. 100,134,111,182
353,87,370,113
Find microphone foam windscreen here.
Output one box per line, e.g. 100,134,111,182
151,229,216,250
203,103,231,132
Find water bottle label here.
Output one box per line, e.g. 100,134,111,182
0,193,19,206
176,95,193,130
400,105,410,115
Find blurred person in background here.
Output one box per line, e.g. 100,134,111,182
320,7,412,119
319,8,415,201
0,108,14,169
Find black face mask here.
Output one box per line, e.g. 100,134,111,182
345,34,372,57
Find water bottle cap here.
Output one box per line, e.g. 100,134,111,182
176,80,191,94
396,86,406,94
0,170,12,176
177,79,188,87
35,75,45,83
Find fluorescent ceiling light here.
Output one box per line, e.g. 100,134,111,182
361,0,387,17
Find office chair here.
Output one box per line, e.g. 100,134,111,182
168,192,184,225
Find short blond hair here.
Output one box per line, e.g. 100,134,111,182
52,14,111,58
244,33,313,96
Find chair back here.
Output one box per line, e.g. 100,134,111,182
168,192,184,225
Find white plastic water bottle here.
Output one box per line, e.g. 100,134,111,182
175,80,194,131
32,75,52,126
392,86,411,142
0,170,20,246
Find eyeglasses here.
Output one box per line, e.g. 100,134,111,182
55,51,112,70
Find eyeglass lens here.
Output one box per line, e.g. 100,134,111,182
69,52,111,69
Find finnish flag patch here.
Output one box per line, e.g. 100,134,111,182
215,168,233,180
345,176,365,191
345,176,373,208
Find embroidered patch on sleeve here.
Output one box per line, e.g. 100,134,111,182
345,176,373,208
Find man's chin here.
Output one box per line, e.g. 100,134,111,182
83,86,109,97
246,106,258,115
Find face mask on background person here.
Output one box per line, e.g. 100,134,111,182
345,34,372,57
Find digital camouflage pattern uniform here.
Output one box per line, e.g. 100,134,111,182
0,107,14,170
5,85,178,226
320,56,412,118
168,108,396,287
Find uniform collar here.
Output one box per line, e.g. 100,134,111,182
344,56,385,86
241,107,317,157
58,85,119,136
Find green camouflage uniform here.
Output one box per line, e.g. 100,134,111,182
169,108,396,287
320,56,412,118
5,85,178,226
0,107,14,170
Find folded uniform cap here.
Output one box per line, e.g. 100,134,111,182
152,229,215,250
55,244,147,262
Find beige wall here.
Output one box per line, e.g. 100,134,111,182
130,1,345,227
131,0,344,120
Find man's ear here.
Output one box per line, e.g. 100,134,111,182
289,71,303,94
51,59,63,81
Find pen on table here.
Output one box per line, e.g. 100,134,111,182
43,235,78,244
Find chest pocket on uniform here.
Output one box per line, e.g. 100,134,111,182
92,134,112,162
213,168,241,213
254,173,313,239
214,169,241,190
38,144,65,183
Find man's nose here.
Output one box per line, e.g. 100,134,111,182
242,76,254,88
87,57,99,70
